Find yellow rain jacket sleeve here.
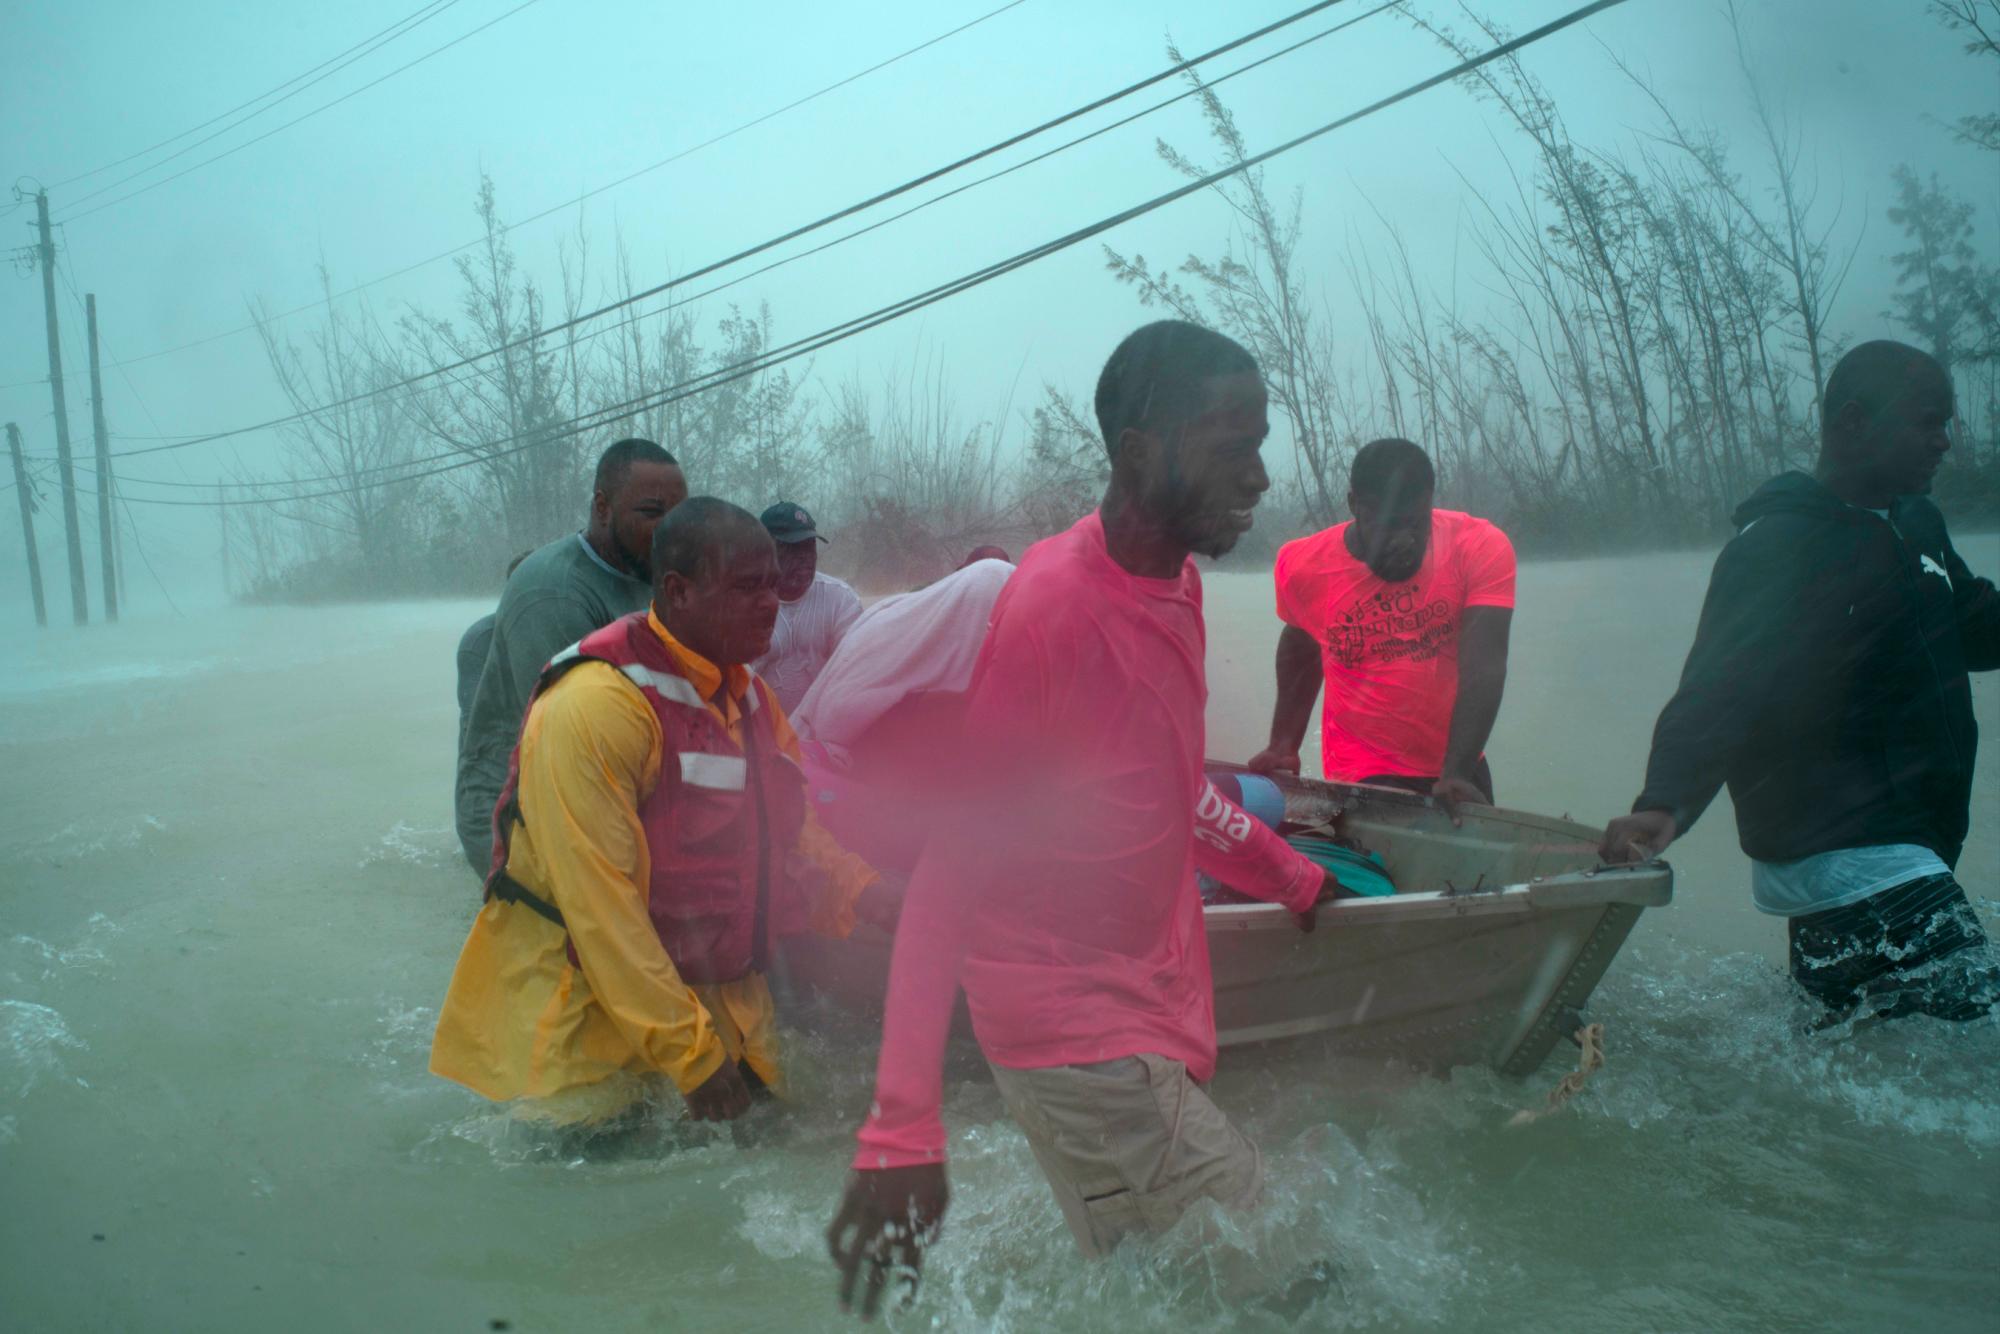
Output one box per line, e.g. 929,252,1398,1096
428,615,878,1117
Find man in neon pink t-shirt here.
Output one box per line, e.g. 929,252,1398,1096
824,322,1339,1315
1250,438,1515,822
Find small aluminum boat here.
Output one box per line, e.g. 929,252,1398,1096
777,766,1671,1078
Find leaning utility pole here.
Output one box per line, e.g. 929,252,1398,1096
218,483,230,598
85,293,118,621
111,471,126,605
33,190,88,625
8,422,49,628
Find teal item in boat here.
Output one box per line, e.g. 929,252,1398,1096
1286,837,1396,897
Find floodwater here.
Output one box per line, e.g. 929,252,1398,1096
3,541,1996,1332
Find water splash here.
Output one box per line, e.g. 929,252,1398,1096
9,816,165,866
358,821,458,870
1,1000,87,1100
8,912,123,984
1584,937,2000,1148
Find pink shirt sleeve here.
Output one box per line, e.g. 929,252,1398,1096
852,617,1054,1171
849,830,979,1169
1460,520,1517,609
1191,779,1322,912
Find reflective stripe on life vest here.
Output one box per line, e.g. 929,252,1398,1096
679,752,748,790
619,662,704,710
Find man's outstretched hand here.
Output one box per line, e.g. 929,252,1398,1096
1600,809,1677,865
1246,745,1301,776
827,1164,950,1319
1431,773,1489,827
1295,869,1356,933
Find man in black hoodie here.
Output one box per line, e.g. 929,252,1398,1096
1601,341,2000,1022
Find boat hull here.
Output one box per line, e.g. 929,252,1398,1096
777,773,1671,1078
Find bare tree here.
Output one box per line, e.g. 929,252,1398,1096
1015,386,1106,537
820,354,1022,585
250,265,417,584
1929,0,2000,151
1103,43,1346,524
397,174,577,553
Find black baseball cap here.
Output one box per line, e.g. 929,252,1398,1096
759,501,826,544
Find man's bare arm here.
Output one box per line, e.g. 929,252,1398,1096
1436,605,1512,821
1248,624,1324,775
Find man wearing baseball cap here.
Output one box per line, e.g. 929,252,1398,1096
754,500,864,713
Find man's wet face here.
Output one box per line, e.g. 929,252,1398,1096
774,539,818,601
1150,370,1272,560
666,529,781,666
1850,362,1955,497
606,462,688,578
1350,489,1433,582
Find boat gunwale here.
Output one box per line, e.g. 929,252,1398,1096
1202,862,1673,931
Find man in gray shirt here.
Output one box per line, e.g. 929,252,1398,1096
455,553,532,744
455,439,688,871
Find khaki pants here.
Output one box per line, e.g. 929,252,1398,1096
988,1053,1263,1258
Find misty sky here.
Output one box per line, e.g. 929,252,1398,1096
1,0,1994,617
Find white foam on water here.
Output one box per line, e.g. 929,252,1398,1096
353,998,444,1102
358,822,458,870
0,656,227,703
7,912,123,985
1584,938,2000,1148
8,817,165,866
1,999,87,1101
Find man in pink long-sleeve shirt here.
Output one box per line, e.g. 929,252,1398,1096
827,322,1339,1315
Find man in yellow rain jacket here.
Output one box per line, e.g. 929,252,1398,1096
431,497,900,1127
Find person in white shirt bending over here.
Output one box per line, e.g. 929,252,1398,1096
753,500,863,713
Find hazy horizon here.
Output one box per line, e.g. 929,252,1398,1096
2,0,1994,620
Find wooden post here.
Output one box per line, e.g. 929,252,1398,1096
86,293,118,622
7,422,49,628
34,190,88,625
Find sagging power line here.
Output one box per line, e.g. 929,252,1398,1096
100,0,1636,513
37,0,1367,458
55,0,551,225
48,0,465,192
110,0,1405,493
0,0,1032,393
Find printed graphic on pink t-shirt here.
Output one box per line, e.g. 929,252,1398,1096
1274,509,1515,781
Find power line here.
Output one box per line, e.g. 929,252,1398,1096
43,0,1365,457
102,0,1636,510
113,487,184,616
55,0,549,225
48,0,463,191
55,240,182,445
111,0,1405,491
0,0,1032,393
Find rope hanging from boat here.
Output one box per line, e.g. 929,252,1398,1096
1507,1023,1605,1127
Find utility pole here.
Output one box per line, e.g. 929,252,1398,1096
7,422,49,628
111,471,126,605
34,190,88,625
218,483,230,598
85,293,118,621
